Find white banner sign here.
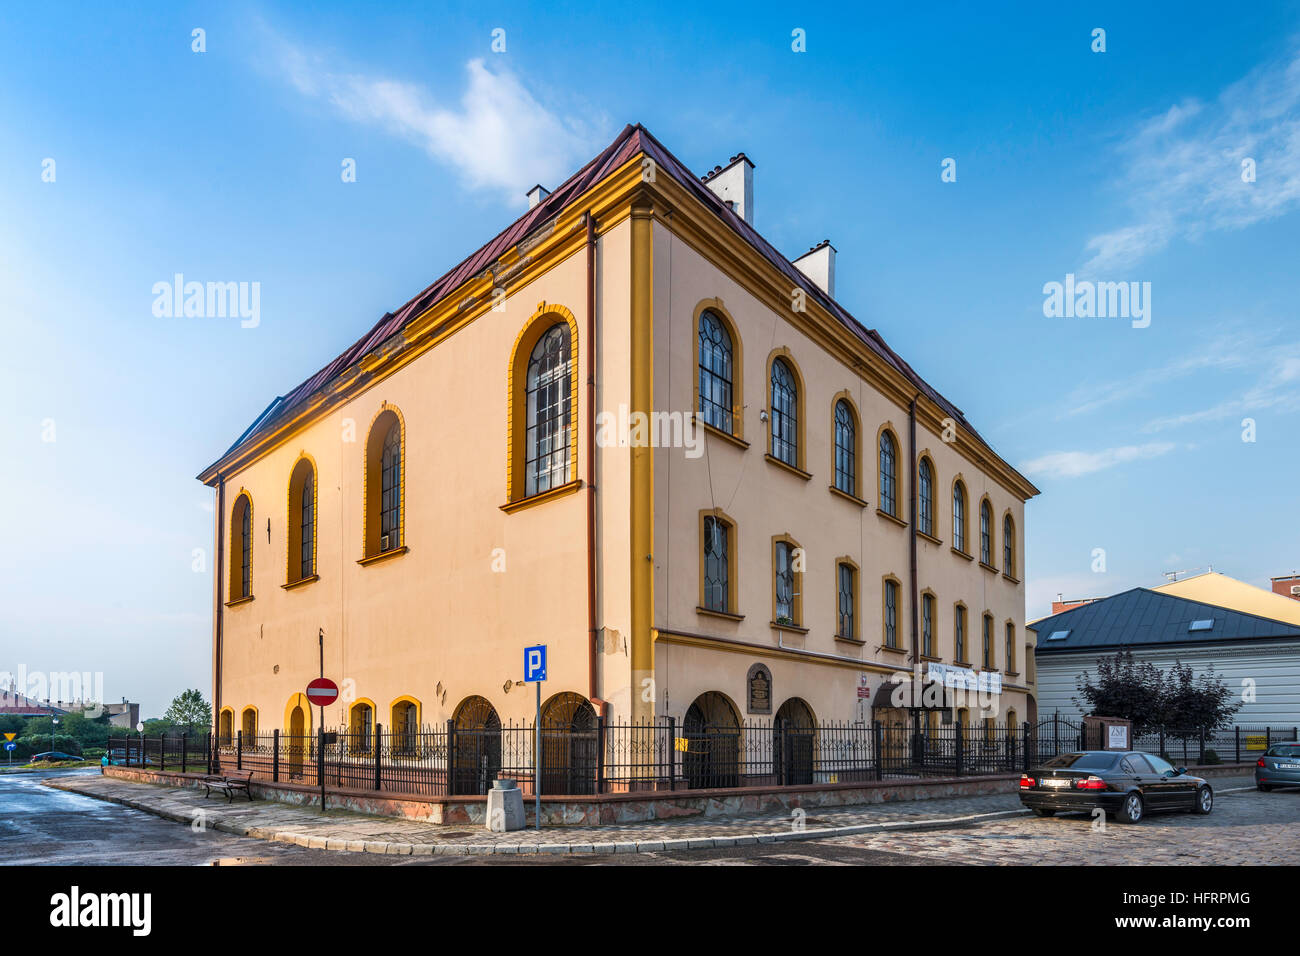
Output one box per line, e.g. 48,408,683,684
926,662,1002,696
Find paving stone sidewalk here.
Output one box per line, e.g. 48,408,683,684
47,773,1046,856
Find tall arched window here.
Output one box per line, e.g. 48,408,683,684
241,707,257,741
982,613,994,669
525,323,574,496
918,457,934,536
883,577,900,648
363,406,405,559
287,457,316,584
954,603,968,662
698,310,734,434
702,514,732,613
773,536,802,625
228,492,252,600
878,430,898,517
349,701,374,754
952,481,968,554
979,499,993,566
833,400,856,494
1003,514,1016,577
770,358,798,466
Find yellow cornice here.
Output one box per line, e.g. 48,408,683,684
198,148,1037,502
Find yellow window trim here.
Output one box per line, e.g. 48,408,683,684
765,346,806,472
771,532,804,627
830,390,863,499
692,298,745,441
505,301,580,504
361,403,407,560
285,452,319,586
699,507,740,617
875,422,904,521
228,489,253,602
499,478,583,514
880,573,903,650
834,555,861,642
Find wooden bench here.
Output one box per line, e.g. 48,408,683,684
202,770,255,802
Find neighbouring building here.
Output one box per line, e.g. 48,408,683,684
197,124,1040,773
1154,570,1300,625
1033,585,1300,728
1270,571,1300,602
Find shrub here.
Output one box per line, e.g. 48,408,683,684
1202,748,1222,765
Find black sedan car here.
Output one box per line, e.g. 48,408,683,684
1019,750,1213,823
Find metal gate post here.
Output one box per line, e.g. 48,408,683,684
374,722,383,791
446,719,456,796
596,716,606,795
273,729,280,782
667,716,676,791
1235,727,1240,765
873,721,884,781
236,730,243,770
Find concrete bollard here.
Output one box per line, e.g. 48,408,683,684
485,778,526,832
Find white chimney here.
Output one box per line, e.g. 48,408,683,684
702,153,754,225
527,184,551,209
793,240,836,298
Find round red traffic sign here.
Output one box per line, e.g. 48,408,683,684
305,678,339,707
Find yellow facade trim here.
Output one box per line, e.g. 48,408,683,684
654,627,903,676
834,555,861,641
630,201,655,722
771,533,804,627
227,489,253,601
698,507,739,616
829,389,863,499
283,693,312,736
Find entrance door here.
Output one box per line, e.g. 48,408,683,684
774,698,815,785
287,705,305,780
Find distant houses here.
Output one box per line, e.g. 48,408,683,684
1033,572,1300,728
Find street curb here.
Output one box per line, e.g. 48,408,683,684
43,777,1037,854
46,777,1261,856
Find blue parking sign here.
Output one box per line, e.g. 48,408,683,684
524,645,547,682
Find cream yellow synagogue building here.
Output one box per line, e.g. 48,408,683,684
198,124,1041,752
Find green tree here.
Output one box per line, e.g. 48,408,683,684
1161,661,1241,734
163,689,211,732
1073,649,1167,735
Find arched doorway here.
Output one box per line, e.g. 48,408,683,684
773,698,816,786
682,692,741,789
539,693,597,795
287,703,307,781
451,696,501,795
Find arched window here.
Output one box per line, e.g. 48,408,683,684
363,407,405,558
918,457,934,536
770,358,798,466
883,577,900,648
525,323,574,496
952,481,967,553
922,592,935,657
701,513,733,614
391,698,419,756
287,457,316,584
773,537,802,625
954,603,968,662
218,708,234,746
980,499,993,566
228,493,252,600
837,561,858,639
1005,621,1016,673
698,310,734,434
833,400,856,495
240,707,257,742
878,430,898,517
1003,514,1016,577
982,613,994,669
349,701,374,754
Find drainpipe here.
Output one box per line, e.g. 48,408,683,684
908,395,921,727
213,478,225,732
585,211,608,718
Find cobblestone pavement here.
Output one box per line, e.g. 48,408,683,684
778,784,1298,867
43,772,1288,864
47,772,1036,853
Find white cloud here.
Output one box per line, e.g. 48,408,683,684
1141,342,1300,431
1020,442,1176,479
271,34,605,204
1082,48,1300,274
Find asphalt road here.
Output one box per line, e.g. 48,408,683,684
4,769,1294,866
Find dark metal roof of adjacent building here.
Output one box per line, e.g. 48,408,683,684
201,123,1034,491
1033,587,1300,653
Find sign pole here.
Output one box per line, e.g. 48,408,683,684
319,629,325,813
535,680,541,830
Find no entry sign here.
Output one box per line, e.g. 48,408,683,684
306,677,339,707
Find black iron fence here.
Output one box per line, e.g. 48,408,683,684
108,720,1297,799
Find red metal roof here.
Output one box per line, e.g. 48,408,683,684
205,123,1016,483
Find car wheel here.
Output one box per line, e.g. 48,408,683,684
1117,791,1144,824
1193,786,1213,814
1031,808,1056,817
1257,783,1272,792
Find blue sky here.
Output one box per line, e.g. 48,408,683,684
2,2,1298,716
